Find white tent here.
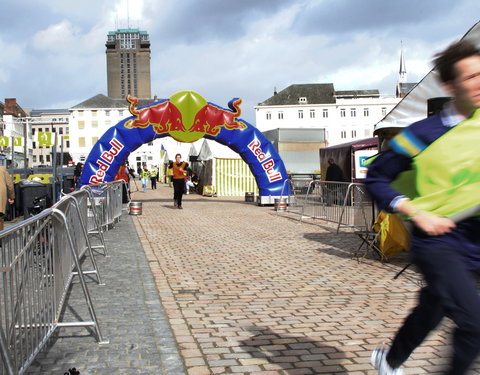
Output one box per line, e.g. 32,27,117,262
374,21,480,140
193,139,258,197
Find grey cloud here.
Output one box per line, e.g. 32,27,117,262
292,0,462,37
144,0,293,44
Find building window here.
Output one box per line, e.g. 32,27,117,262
382,107,387,116
340,108,346,117
33,155,37,163
351,130,357,138
78,121,85,129
119,110,124,117
278,112,284,120
78,111,83,117
92,137,99,145
91,110,97,117
66,140,70,148
364,108,369,117
46,155,51,162
32,141,36,148
364,129,371,137
298,97,307,104
310,110,315,118
298,110,303,119
322,109,328,118
92,121,98,128
79,137,85,147
39,155,44,163
351,108,356,117
105,110,110,117
266,112,272,120
59,128,63,134
341,131,347,139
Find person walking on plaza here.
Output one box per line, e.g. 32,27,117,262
366,40,480,375
115,161,132,203
150,165,158,189
0,165,14,230
169,153,189,209
140,165,150,193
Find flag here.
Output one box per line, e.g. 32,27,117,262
14,137,22,147
160,144,166,158
38,132,53,147
0,137,8,147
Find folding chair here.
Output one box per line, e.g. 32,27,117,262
354,223,382,260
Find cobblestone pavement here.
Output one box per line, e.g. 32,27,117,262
130,184,480,375
23,183,480,374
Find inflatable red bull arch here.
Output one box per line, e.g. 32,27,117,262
80,91,289,201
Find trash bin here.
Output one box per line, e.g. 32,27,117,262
18,180,50,218
245,192,255,202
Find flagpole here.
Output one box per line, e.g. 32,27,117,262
52,132,58,204
59,136,64,195
23,118,28,178
10,136,14,170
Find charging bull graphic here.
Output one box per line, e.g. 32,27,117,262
81,91,289,198
126,91,247,143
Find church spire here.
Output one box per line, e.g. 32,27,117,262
399,41,407,83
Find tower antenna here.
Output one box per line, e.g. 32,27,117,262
127,0,130,28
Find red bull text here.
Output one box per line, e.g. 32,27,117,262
89,138,124,184
247,137,282,183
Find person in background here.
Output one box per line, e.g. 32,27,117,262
115,161,131,203
366,39,480,375
150,165,158,189
169,154,188,209
325,158,346,205
166,163,174,187
0,165,14,230
73,162,83,188
140,165,150,193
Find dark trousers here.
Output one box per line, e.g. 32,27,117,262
173,179,185,207
387,245,480,374
150,177,157,189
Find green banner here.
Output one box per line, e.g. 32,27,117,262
38,132,53,147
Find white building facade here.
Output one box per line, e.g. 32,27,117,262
29,109,70,167
69,94,161,172
255,84,401,147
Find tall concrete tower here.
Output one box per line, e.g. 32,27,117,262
106,28,151,99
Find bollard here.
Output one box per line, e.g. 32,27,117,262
129,201,143,215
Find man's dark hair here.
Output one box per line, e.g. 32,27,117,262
434,39,480,83
175,153,182,158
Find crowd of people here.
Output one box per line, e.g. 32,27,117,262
110,154,199,209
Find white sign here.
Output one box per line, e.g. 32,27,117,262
354,149,378,179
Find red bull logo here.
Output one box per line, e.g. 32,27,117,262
248,137,282,183
89,138,124,184
125,91,247,143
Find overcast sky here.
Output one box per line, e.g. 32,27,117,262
1,0,478,124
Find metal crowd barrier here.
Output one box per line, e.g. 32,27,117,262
0,183,121,375
82,181,123,233
279,179,374,233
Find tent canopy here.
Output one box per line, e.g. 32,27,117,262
319,137,378,181
196,139,241,160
